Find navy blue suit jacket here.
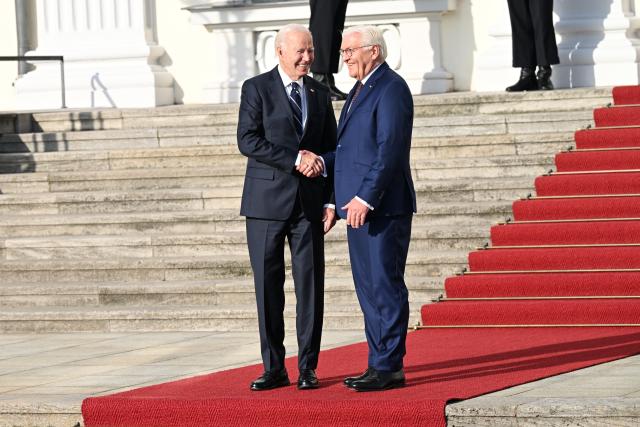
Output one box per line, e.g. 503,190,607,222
324,62,416,219
237,67,337,222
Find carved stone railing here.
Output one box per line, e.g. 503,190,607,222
184,0,456,103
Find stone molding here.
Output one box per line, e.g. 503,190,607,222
185,0,456,103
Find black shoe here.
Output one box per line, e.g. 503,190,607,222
343,367,372,388
297,369,319,390
250,369,290,391
537,66,554,90
350,368,405,392
506,67,538,92
313,73,347,101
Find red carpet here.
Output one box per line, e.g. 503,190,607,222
82,85,640,426
512,196,640,220
555,150,640,171
421,300,640,326
594,105,640,127
490,220,640,245
612,85,640,105
82,328,640,427
535,171,640,196
575,128,640,149
468,246,640,271
445,272,640,298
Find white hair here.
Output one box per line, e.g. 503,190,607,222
275,24,312,50
343,25,387,60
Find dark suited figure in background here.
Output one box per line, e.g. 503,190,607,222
309,0,349,100
323,25,416,392
506,0,559,92
237,24,338,391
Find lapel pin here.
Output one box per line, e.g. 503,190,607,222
310,88,315,93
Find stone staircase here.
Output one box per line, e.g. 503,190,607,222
0,88,612,333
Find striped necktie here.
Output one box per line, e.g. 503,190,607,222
289,82,303,137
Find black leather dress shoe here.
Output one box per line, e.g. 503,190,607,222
506,67,538,92
250,369,290,391
343,367,372,388
536,66,554,90
297,369,319,390
350,368,405,392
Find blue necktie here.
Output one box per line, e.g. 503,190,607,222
289,82,303,137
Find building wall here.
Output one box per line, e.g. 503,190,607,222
0,1,18,111
155,1,216,104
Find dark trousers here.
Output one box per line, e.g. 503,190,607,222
507,0,559,67
246,199,324,372
309,0,348,74
347,215,412,372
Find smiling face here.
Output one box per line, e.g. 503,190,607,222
341,32,380,81
277,30,314,81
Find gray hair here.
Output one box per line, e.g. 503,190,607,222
343,25,387,60
275,24,312,50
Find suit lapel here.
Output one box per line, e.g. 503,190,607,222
301,75,318,139
267,66,298,137
338,62,390,139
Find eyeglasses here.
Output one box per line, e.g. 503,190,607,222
339,45,372,58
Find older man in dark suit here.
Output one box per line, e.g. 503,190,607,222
323,25,416,392
237,24,337,391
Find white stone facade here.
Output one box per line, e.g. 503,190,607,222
1,0,640,109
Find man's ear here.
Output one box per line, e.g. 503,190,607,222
371,45,381,61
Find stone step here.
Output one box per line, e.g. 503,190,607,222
412,88,610,117
0,276,444,309
412,110,592,139
0,162,536,198
0,197,512,237
0,130,576,169
5,88,607,133
0,189,214,214
0,187,512,218
0,112,588,161
0,252,466,284
0,224,490,261
0,139,559,177
0,303,371,333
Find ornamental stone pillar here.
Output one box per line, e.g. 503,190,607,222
15,0,175,109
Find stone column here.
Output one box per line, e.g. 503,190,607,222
15,0,175,109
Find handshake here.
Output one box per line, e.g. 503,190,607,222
296,150,325,178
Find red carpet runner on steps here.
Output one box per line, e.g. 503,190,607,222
82,87,640,426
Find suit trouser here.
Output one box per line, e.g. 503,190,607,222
246,199,325,372
309,0,348,74
346,214,412,372
507,0,559,67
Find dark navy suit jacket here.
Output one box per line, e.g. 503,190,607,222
237,67,337,222
324,62,416,218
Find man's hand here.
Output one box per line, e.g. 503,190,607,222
297,150,324,178
341,197,369,228
322,207,337,234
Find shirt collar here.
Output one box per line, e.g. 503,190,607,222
277,65,304,89
360,62,383,86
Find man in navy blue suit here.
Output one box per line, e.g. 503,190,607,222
237,24,337,391
323,25,417,391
